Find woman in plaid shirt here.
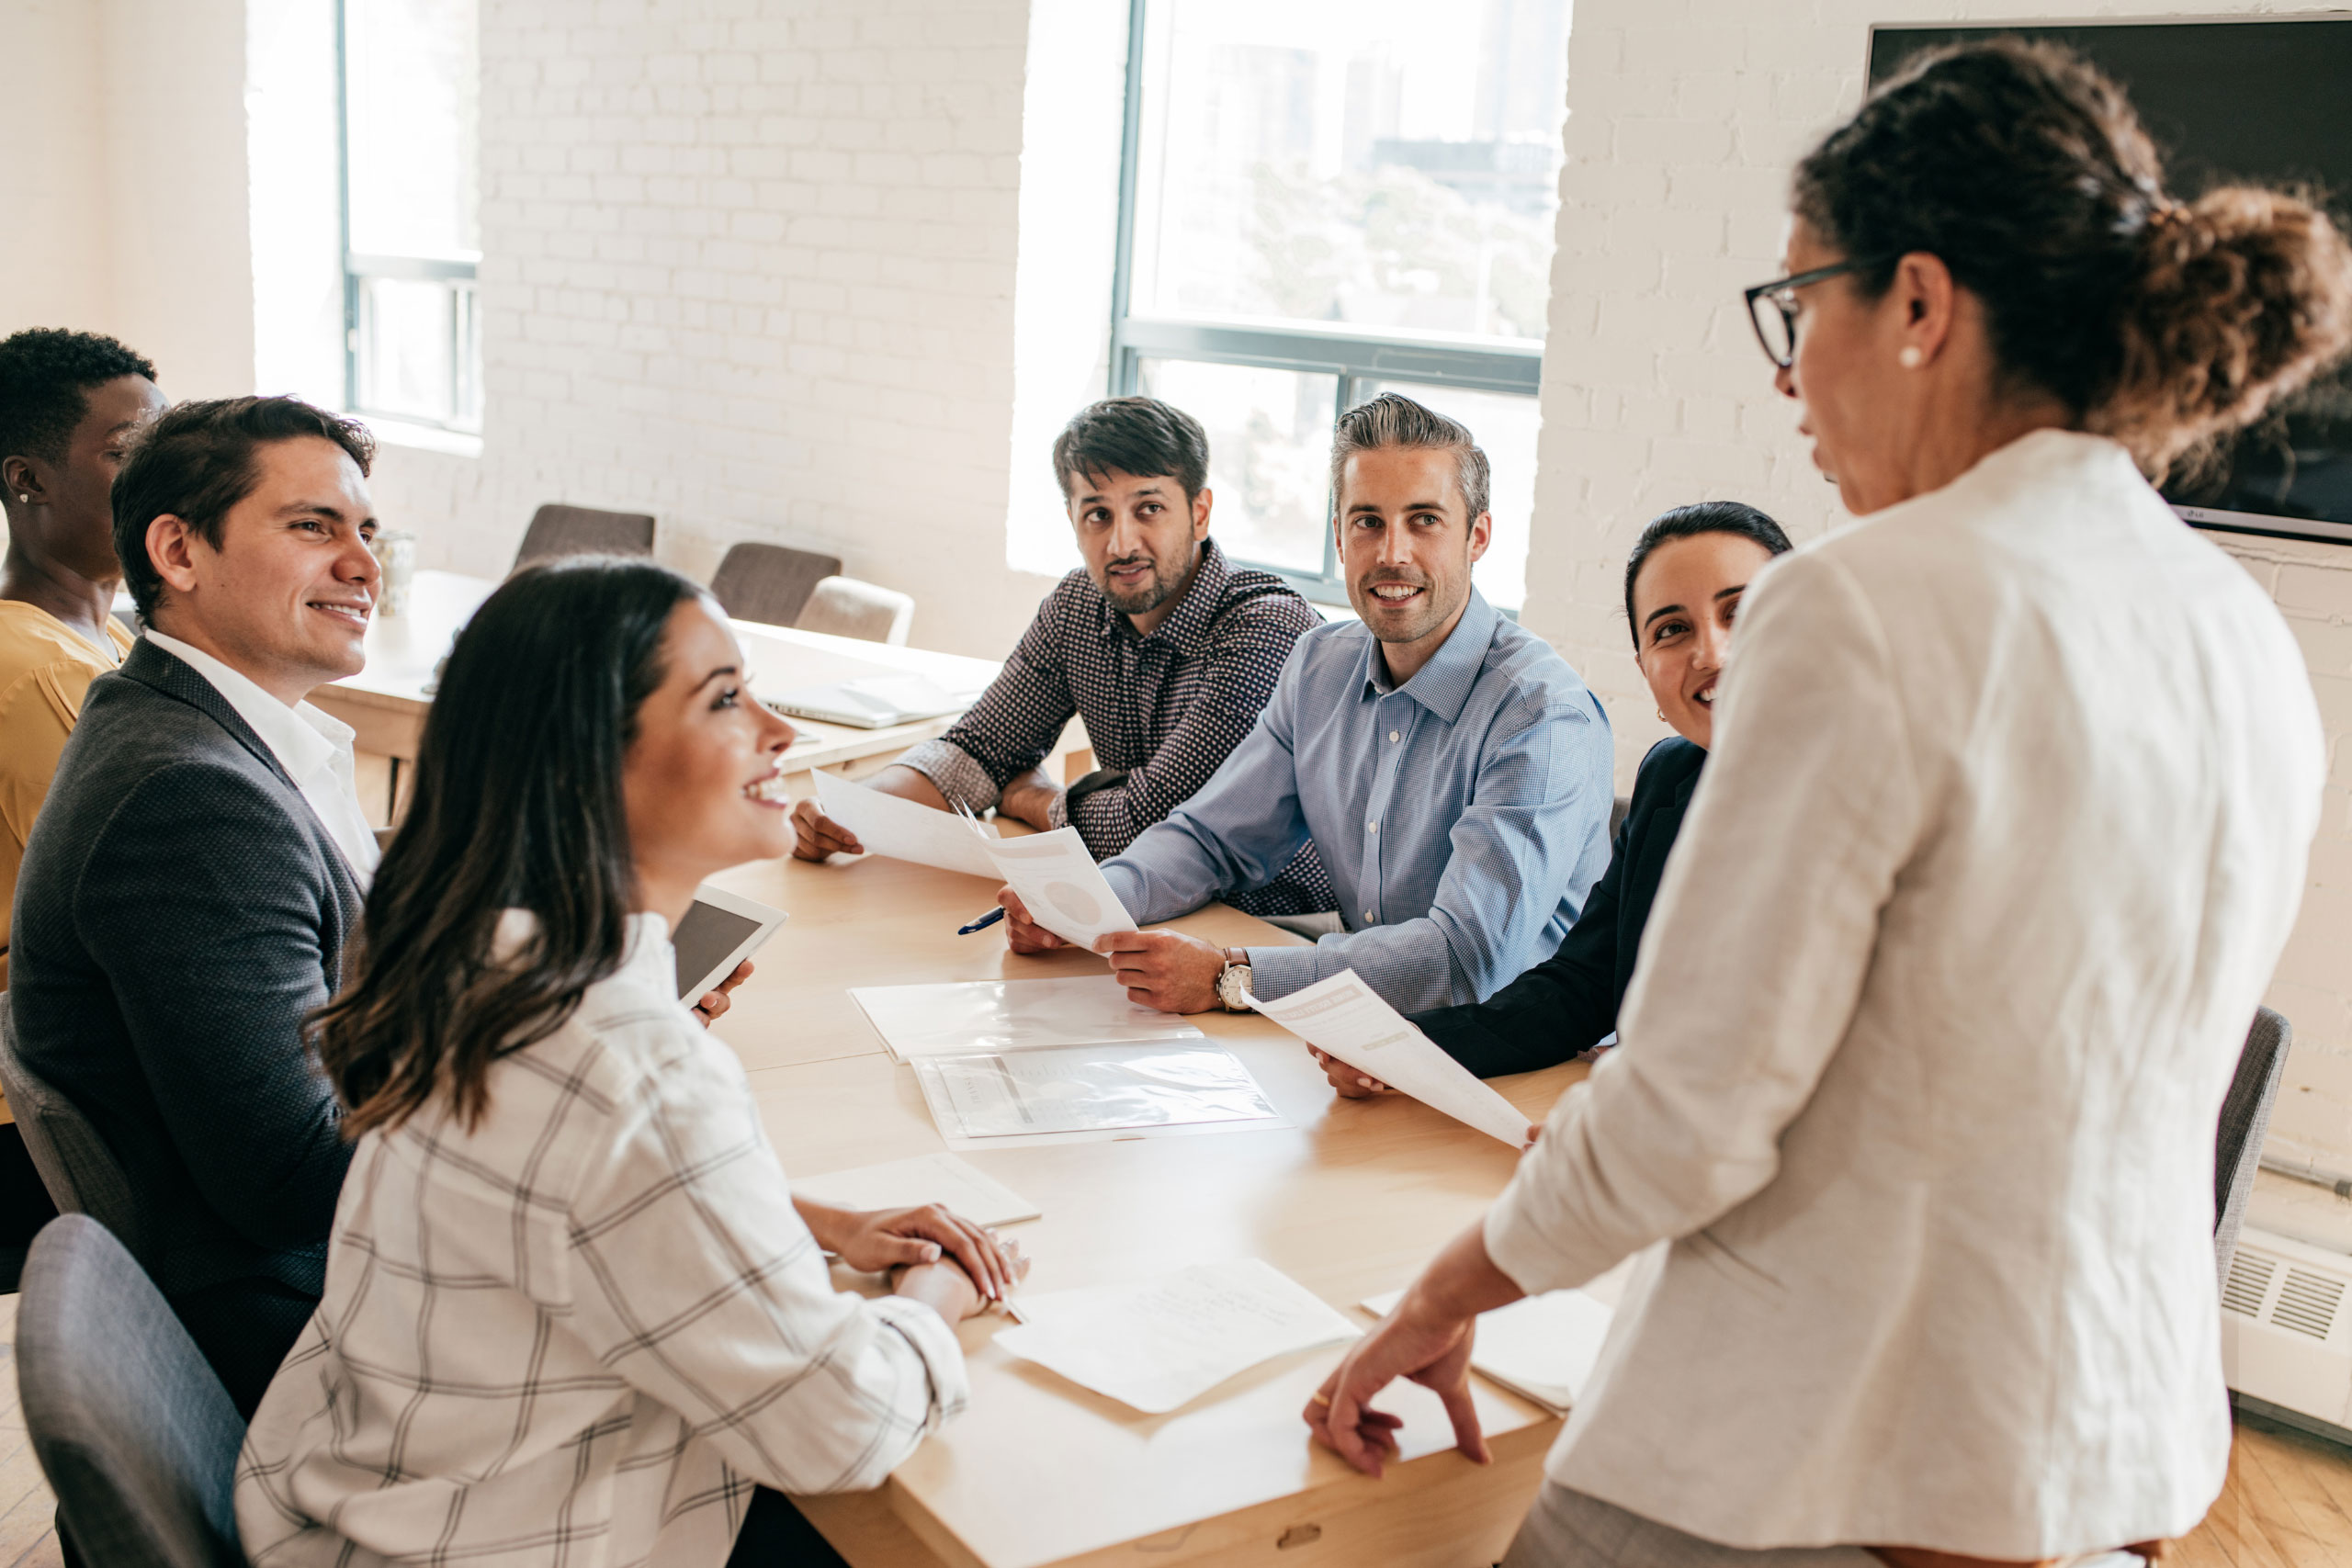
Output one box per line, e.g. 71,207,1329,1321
237,558,1022,1568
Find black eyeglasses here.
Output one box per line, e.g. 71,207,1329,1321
1743,259,1871,370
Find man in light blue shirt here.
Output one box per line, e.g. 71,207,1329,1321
997,393,1613,1014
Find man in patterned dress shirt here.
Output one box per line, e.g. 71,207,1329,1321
792,397,1334,919
1000,394,1614,1016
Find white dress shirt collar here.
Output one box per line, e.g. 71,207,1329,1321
142,629,381,881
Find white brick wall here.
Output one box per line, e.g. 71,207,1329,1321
375,0,1058,659
1525,0,2352,1175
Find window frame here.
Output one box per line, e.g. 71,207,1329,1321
337,0,484,435
1107,0,1547,607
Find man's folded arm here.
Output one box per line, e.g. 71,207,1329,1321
74,762,354,1248
903,608,1077,810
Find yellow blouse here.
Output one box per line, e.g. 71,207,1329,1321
0,601,133,989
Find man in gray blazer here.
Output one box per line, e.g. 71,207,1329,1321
8,395,385,1416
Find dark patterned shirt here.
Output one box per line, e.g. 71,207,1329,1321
900,538,1334,917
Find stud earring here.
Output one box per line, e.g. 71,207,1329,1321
1898,345,1925,369
14,494,26,504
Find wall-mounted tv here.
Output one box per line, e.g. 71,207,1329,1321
1868,18,2352,547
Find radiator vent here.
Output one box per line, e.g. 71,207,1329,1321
2275,1269,2348,1342
2222,1249,2276,1319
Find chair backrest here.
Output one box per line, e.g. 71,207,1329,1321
797,575,914,646
0,995,144,1262
708,542,844,627
1609,794,1633,840
2216,1006,2292,1284
510,503,656,573
17,1215,247,1568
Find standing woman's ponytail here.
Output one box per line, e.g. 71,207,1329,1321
2107,187,2352,475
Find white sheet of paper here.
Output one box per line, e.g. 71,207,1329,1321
998,1259,1360,1414
812,770,1001,879
987,826,1137,947
1361,1287,1615,1415
1244,968,1533,1148
848,976,1204,1061
789,1153,1041,1227
911,1043,1281,1139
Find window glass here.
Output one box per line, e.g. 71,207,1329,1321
1137,359,1340,575
1354,381,1538,610
345,0,481,259
1130,0,1569,342
356,277,481,429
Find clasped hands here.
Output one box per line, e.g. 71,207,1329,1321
793,1196,1031,1324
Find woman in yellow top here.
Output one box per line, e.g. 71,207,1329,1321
0,329,164,987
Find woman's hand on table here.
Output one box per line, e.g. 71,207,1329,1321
1310,1047,1390,1099
1304,1294,1484,1479
691,960,753,1027
997,887,1067,953
798,1198,1024,1303
1304,1221,1526,1477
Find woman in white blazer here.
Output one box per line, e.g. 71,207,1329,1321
1304,39,2352,1568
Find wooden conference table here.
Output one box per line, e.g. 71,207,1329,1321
311,570,1059,818
701,829,1596,1568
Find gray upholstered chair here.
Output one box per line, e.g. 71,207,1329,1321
0,994,144,1264
2216,1006,2292,1285
708,542,844,626
797,575,915,645
17,1214,245,1566
1609,794,1633,840
509,503,656,573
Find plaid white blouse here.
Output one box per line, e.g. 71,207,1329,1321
235,912,967,1568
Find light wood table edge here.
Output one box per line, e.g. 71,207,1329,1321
804,1419,1555,1568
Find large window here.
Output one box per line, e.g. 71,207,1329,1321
342,0,482,434
1114,0,1570,607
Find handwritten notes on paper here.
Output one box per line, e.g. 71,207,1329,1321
997,1259,1361,1414
1360,1287,1616,1416
810,771,1003,879
849,976,1204,1062
1244,969,1535,1148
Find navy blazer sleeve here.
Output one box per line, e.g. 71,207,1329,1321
1410,821,1627,1077
72,759,352,1248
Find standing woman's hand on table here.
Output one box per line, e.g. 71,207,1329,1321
1305,1220,1524,1476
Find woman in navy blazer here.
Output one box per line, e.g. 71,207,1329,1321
1314,502,1790,1091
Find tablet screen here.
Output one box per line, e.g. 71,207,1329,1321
673,899,764,998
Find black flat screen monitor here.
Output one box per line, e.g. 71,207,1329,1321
1868,19,2352,547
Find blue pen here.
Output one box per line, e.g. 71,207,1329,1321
957,906,1006,936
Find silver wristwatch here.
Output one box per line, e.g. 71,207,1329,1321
1215,947,1253,1011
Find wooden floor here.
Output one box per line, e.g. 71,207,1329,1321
0,1276,2335,1568
0,1298,63,1568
